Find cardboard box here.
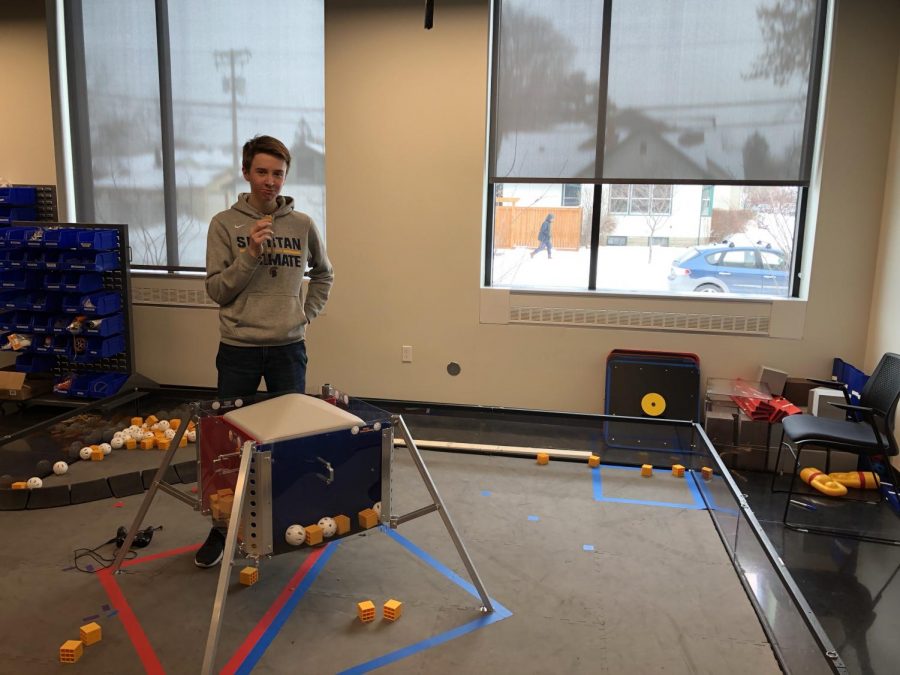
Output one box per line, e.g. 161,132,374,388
808,387,846,420
0,369,53,400
759,366,789,397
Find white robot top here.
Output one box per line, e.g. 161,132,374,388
223,393,366,444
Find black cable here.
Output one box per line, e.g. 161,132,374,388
73,541,136,574
424,0,434,29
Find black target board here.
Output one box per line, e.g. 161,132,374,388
604,350,700,453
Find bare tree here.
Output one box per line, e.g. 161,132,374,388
742,185,799,254
643,211,670,263
710,207,754,244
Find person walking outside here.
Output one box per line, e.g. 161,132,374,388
530,213,553,259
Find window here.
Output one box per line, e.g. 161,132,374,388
487,0,825,299
59,0,325,270
562,184,582,206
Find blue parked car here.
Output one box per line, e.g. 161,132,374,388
667,242,790,296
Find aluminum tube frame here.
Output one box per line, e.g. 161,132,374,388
111,405,197,573
201,439,255,675
392,414,494,613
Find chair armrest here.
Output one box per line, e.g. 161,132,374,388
808,378,851,404
828,403,889,452
828,402,884,416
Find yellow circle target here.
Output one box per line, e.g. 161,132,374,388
641,392,666,417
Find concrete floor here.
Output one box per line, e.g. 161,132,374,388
0,440,780,674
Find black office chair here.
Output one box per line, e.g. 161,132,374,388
774,352,900,545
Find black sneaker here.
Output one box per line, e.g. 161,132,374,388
195,527,225,568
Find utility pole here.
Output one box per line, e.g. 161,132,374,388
214,49,251,196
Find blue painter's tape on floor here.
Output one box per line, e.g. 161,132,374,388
481,490,492,497
527,515,540,521
592,465,706,510
583,544,595,552
235,542,340,675
336,528,512,674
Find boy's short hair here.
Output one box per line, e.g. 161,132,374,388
242,135,291,173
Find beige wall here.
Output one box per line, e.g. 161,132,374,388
0,1,56,184
6,1,900,414
866,50,900,367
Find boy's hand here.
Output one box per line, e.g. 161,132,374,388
247,216,274,258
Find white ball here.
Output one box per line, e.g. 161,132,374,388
318,517,337,538
130,429,144,440
186,429,197,443
150,423,160,431
373,422,382,431
110,436,124,449
164,429,176,440
26,476,42,489
142,431,154,440
53,461,68,475
99,443,112,455
128,425,141,434
285,524,306,546
351,425,360,435
158,420,170,431
79,446,93,460
113,432,125,440
373,501,382,517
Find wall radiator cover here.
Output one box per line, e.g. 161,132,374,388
509,305,770,335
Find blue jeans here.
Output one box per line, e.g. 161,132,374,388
216,341,308,399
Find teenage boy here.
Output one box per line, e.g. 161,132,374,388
197,134,333,567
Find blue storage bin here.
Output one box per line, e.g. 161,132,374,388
43,228,80,249
78,334,125,359
77,229,118,251
0,270,41,290
58,250,119,272
31,315,54,333
0,311,15,331
14,293,61,312
11,311,35,331
0,207,37,225
62,273,103,293
15,353,56,373
41,250,61,269
23,250,44,269
5,226,40,246
89,373,128,398
0,187,37,205
5,250,27,268
62,291,121,315
66,373,96,398
84,313,123,336
43,273,64,290
50,315,72,334
50,335,74,356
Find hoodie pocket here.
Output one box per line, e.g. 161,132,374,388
221,293,306,343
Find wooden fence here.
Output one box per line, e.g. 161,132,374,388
493,206,583,250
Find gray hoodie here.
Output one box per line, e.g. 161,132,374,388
206,193,334,347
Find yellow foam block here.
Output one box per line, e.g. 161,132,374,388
672,464,685,477
641,464,653,477
305,524,324,545
239,566,259,586
79,622,102,646
357,600,376,623
130,417,143,427
358,508,378,530
383,598,403,621
334,514,351,535
140,438,155,450
157,439,171,451
59,640,83,663
90,449,104,461
536,452,550,465
588,455,600,468
11,482,27,490
701,466,713,480
125,438,137,450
